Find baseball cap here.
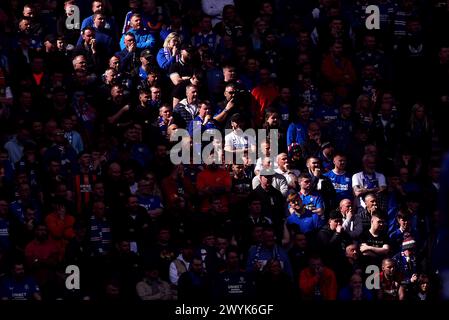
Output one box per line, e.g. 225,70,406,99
402,235,416,251
321,141,333,150
329,210,343,220
260,167,276,176
180,43,194,53
44,34,56,44
140,49,153,59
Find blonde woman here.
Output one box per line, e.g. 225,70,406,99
156,32,180,71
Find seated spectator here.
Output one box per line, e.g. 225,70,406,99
360,210,390,267
299,254,337,300
0,261,42,300
256,258,297,302
339,199,363,239
246,227,293,278
136,263,174,300
338,273,373,300
168,240,194,286
213,245,256,303
177,256,212,302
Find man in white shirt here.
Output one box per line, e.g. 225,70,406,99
275,153,300,189
252,157,288,197
352,154,387,209
224,113,256,163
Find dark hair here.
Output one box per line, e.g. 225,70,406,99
298,172,311,181
82,26,95,35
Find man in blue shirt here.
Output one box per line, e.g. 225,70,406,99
0,262,41,300
192,15,220,52
119,14,156,51
287,104,311,148
298,173,325,216
324,153,353,202
246,227,293,278
286,193,323,235
80,0,117,36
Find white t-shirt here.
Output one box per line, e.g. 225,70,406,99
224,130,256,152
352,170,386,207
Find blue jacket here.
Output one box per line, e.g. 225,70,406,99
286,211,324,234
156,47,176,71
246,244,293,278
81,15,117,35
286,121,307,147
120,28,156,51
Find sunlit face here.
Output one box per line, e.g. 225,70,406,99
130,15,141,29
92,1,103,13
340,200,352,214
382,260,395,276
371,215,385,231
159,106,172,119
346,244,358,259
333,155,347,170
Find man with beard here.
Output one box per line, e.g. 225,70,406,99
0,261,41,300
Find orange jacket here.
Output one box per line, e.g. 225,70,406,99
45,212,76,241
251,83,279,126
196,168,231,213
321,54,357,98
299,267,337,300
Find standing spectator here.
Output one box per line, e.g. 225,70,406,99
168,43,196,86
119,14,155,51
45,200,76,254
324,153,353,203
251,67,279,127
352,154,387,210
192,15,220,52
317,210,351,268
81,0,117,36
201,0,235,26
250,167,285,233
321,40,357,99
286,104,310,148
297,173,325,217
173,84,199,128
360,210,390,267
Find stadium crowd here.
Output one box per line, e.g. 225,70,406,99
0,0,449,301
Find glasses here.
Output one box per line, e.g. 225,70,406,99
226,91,236,94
